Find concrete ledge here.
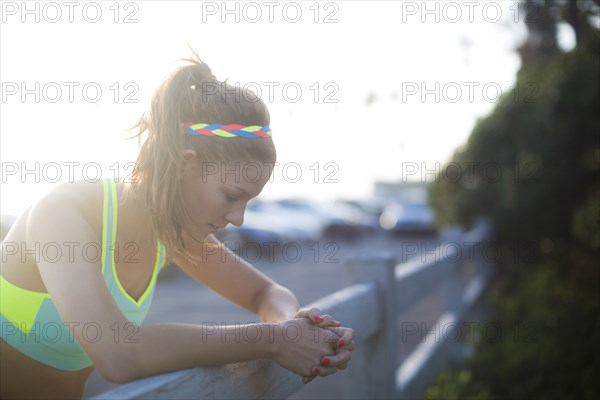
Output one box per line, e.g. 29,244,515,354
92,359,300,400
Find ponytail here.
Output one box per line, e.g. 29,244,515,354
128,51,275,262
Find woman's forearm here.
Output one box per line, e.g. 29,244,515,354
119,322,280,383
256,284,300,322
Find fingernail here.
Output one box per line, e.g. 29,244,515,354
302,377,309,384
313,315,323,322
322,357,330,366
335,321,341,326
338,339,345,348
313,367,320,375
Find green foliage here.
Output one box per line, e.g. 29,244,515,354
429,35,600,251
571,188,600,249
478,262,599,400
426,259,600,400
427,32,600,400
425,369,491,400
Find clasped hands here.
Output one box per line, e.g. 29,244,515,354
285,307,355,384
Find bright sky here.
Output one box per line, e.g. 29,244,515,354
1,0,532,215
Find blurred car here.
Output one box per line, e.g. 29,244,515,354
215,199,293,252
267,200,325,241
333,199,384,234
216,196,383,255
275,199,368,239
379,202,436,234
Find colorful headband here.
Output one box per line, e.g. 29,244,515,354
182,123,272,138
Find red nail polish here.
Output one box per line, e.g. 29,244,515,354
314,315,323,322
313,367,320,375
338,339,345,348
335,321,341,326
322,357,330,366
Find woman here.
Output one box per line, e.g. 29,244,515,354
0,54,354,399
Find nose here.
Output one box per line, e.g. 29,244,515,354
225,203,246,227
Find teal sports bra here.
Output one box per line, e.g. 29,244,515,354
0,179,166,371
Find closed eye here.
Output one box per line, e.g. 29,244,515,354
225,193,240,202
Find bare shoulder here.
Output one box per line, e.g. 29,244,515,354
25,180,105,238
42,179,103,210
1,180,107,292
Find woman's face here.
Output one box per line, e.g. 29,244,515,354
179,150,273,239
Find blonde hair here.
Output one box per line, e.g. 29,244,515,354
128,50,275,261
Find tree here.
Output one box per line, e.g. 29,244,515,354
426,2,599,398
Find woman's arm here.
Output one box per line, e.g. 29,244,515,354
127,317,336,382
254,284,300,322
25,189,335,383
169,235,360,380
171,233,300,321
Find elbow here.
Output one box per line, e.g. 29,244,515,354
101,371,129,385
95,345,141,384
101,368,137,385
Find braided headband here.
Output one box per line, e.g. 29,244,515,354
183,123,272,138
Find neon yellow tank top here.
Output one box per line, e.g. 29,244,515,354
0,179,166,371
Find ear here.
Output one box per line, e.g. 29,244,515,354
182,148,197,164
180,148,197,179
